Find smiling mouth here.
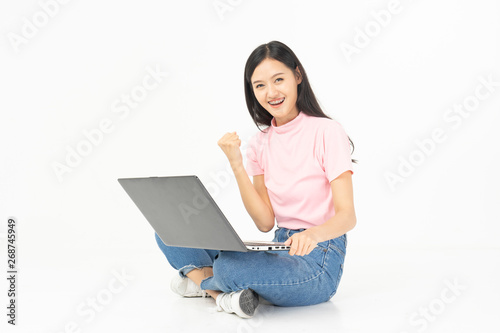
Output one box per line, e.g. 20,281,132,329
268,97,285,106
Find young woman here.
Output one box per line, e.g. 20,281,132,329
155,40,357,319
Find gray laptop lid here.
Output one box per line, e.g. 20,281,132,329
118,175,248,252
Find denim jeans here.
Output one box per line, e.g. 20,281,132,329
154,227,346,307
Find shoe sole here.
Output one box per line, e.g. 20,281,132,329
238,289,260,317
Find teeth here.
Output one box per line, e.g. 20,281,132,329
269,98,285,105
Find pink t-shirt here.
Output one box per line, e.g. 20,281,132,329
245,111,353,230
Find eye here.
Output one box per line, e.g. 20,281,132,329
275,78,283,83
255,84,264,89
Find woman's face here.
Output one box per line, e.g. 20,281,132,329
251,58,302,126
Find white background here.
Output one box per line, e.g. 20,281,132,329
1,0,499,332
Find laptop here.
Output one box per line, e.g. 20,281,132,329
117,175,290,252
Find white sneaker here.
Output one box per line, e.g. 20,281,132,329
215,289,259,319
170,275,210,298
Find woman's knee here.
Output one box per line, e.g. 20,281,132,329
154,233,217,271
154,232,163,246
212,251,252,290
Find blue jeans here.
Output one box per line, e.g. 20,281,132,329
154,227,346,307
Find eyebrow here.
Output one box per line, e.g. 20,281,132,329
252,72,285,85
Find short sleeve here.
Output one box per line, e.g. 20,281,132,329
245,133,264,176
320,122,354,183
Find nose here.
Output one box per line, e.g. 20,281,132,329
267,84,279,98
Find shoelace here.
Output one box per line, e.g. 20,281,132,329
216,292,236,312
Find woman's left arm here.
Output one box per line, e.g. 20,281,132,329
284,170,356,256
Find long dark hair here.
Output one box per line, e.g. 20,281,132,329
244,41,357,164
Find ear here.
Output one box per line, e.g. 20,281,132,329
295,66,303,84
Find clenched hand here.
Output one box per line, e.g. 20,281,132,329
217,131,243,168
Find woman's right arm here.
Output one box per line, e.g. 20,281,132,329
218,132,275,232
232,166,275,232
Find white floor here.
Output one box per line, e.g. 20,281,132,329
2,246,499,333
